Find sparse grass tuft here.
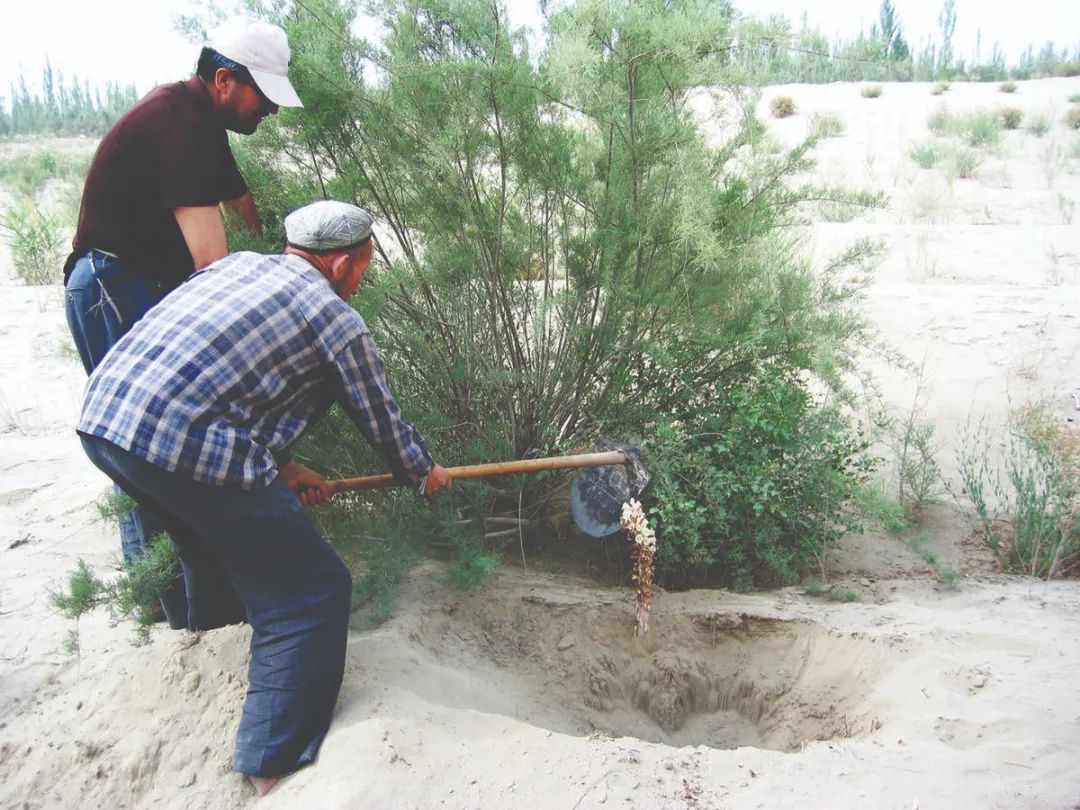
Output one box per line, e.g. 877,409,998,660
801,580,862,602
856,485,910,534
997,107,1023,130
928,109,1002,148
1065,106,1080,130
947,146,982,179
1028,115,1051,137
802,579,829,597
861,84,883,99
932,81,949,96
770,95,796,118
810,111,844,138
447,550,501,592
928,107,953,134
1,198,66,285
910,143,943,168
1069,93,1080,104
904,531,961,589
830,588,862,603
962,112,1002,147
999,81,1018,94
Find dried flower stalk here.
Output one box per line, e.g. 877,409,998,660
620,499,656,637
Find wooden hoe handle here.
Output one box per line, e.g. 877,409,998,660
327,450,628,495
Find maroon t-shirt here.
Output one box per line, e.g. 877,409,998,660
65,77,248,289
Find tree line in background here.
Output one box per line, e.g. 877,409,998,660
0,62,138,138
732,0,1080,85
2,0,1077,140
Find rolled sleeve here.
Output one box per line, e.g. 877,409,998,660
332,332,434,485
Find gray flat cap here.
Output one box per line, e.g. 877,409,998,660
284,201,374,253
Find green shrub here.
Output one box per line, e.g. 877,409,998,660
1065,105,1080,130
961,112,1002,147
1069,94,1080,104
957,404,1080,579
997,107,1023,130
999,81,1017,94
810,111,844,138
1,198,66,285
1028,115,1051,137
856,485,910,534
931,81,949,96
861,84,883,98
892,416,943,515
910,143,943,168
642,365,877,589
927,109,1002,147
770,95,796,118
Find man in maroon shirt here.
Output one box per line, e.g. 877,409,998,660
63,17,303,623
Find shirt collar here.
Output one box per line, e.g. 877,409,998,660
184,76,215,118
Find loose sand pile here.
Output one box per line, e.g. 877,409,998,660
1,78,1079,809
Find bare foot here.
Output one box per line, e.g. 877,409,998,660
248,775,279,797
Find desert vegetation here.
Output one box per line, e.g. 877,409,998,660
957,403,1080,578
809,111,845,138
769,95,796,118
997,106,1023,130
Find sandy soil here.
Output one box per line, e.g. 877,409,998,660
1,78,1079,809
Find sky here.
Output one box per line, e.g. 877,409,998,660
1,0,1077,99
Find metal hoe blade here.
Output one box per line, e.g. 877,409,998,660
570,440,651,537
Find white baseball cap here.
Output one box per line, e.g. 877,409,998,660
208,17,303,108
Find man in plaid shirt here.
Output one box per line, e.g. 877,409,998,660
77,200,451,795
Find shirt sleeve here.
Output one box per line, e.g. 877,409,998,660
153,113,247,209
330,331,434,485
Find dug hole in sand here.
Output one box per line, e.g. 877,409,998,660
2,77,1080,809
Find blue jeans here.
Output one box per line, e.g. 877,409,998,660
64,251,187,624
79,434,353,778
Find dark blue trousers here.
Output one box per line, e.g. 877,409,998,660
80,434,352,778
64,251,189,624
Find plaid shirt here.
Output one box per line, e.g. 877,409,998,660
78,252,434,489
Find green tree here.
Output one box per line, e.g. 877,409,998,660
937,0,957,75
878,0,909,62
235,0,881,588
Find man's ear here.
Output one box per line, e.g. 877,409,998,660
328,254,351,286
214,67,234,92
